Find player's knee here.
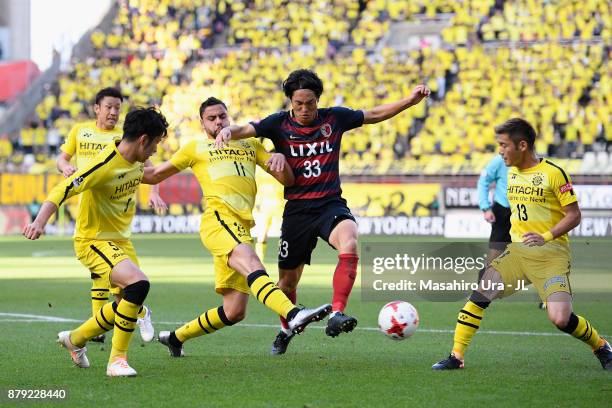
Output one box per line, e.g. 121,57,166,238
221,304,246,323
549,310,571,329
339,237,358,254
555,312,579,333
235,244,265,271
122,280,150,305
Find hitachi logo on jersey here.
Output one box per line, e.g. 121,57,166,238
115,178,141,194
208,149,255,157
79,142,105,151
507,185,544,196
289,140,333,157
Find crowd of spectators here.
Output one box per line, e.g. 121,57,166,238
1,0,609,176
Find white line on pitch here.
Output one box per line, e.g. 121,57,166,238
3,312,608,338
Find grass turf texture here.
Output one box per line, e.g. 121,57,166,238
1,234,610,407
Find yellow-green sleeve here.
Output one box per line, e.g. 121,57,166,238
549,163,577,207
46,152,110,207
169,141,195,171
253,139,272,169
60,124,79,156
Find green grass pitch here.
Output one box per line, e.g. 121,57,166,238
1,234,610,407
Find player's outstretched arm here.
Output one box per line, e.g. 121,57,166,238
144,159,167,213
57,152,76,177
142,161,181,185
23,201,58,240
523,202,581,246
362,84,430,125
266,153,295,186
214,124,257,148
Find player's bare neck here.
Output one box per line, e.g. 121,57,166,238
96,120,114,131
290,109,317,126
516,154,540,170
117,141,138,163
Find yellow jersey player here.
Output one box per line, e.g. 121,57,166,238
253,157,285,262
56,87,162,343
23,107,169,377
144,97,331,357
433,118,612,371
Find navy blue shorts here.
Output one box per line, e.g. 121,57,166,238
278,196,355,269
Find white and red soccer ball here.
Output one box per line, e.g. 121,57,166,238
378,301,419,340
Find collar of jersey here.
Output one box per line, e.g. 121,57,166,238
515,157,545,173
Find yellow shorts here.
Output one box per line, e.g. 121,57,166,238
490,242,572,301
200,209,254,294
74,238,139,294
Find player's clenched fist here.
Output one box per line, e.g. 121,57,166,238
214,127,232,148
23,222,44,240
408,84,430,105
61,165,77,177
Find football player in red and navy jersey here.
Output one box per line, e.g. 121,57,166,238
215,69,430,354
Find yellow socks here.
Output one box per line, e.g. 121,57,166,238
175,306,234,343
70,301,116,347
247,270,295,318
90,283,110,317
561,313,604,350
452,301,485,358
109,299,140,362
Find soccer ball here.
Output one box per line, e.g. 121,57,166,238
378,301,419,340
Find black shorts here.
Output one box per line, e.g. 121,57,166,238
278,196,355,269
489,201,511,250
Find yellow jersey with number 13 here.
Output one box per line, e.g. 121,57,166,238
506,158,577,246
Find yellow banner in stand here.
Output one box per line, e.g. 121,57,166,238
342,183,441,217
0,174,441,218
0,173,151,207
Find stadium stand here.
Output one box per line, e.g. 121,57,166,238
2,0,610,178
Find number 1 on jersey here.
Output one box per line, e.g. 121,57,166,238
124,197,132,213
516,203,528,221
233,161,246,176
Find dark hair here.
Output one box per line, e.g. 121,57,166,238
282,69,323,99
199,97,227,118
94,87,123,105
494,118,536,150
122,107,168,145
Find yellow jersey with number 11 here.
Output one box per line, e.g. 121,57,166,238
169,138,272,222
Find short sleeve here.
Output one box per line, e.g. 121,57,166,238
169,141,195,171
252,138,272,169
250,112,284,144
60,124,79,156
331,106,364,132
547,161,577,207
46,148,112,207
